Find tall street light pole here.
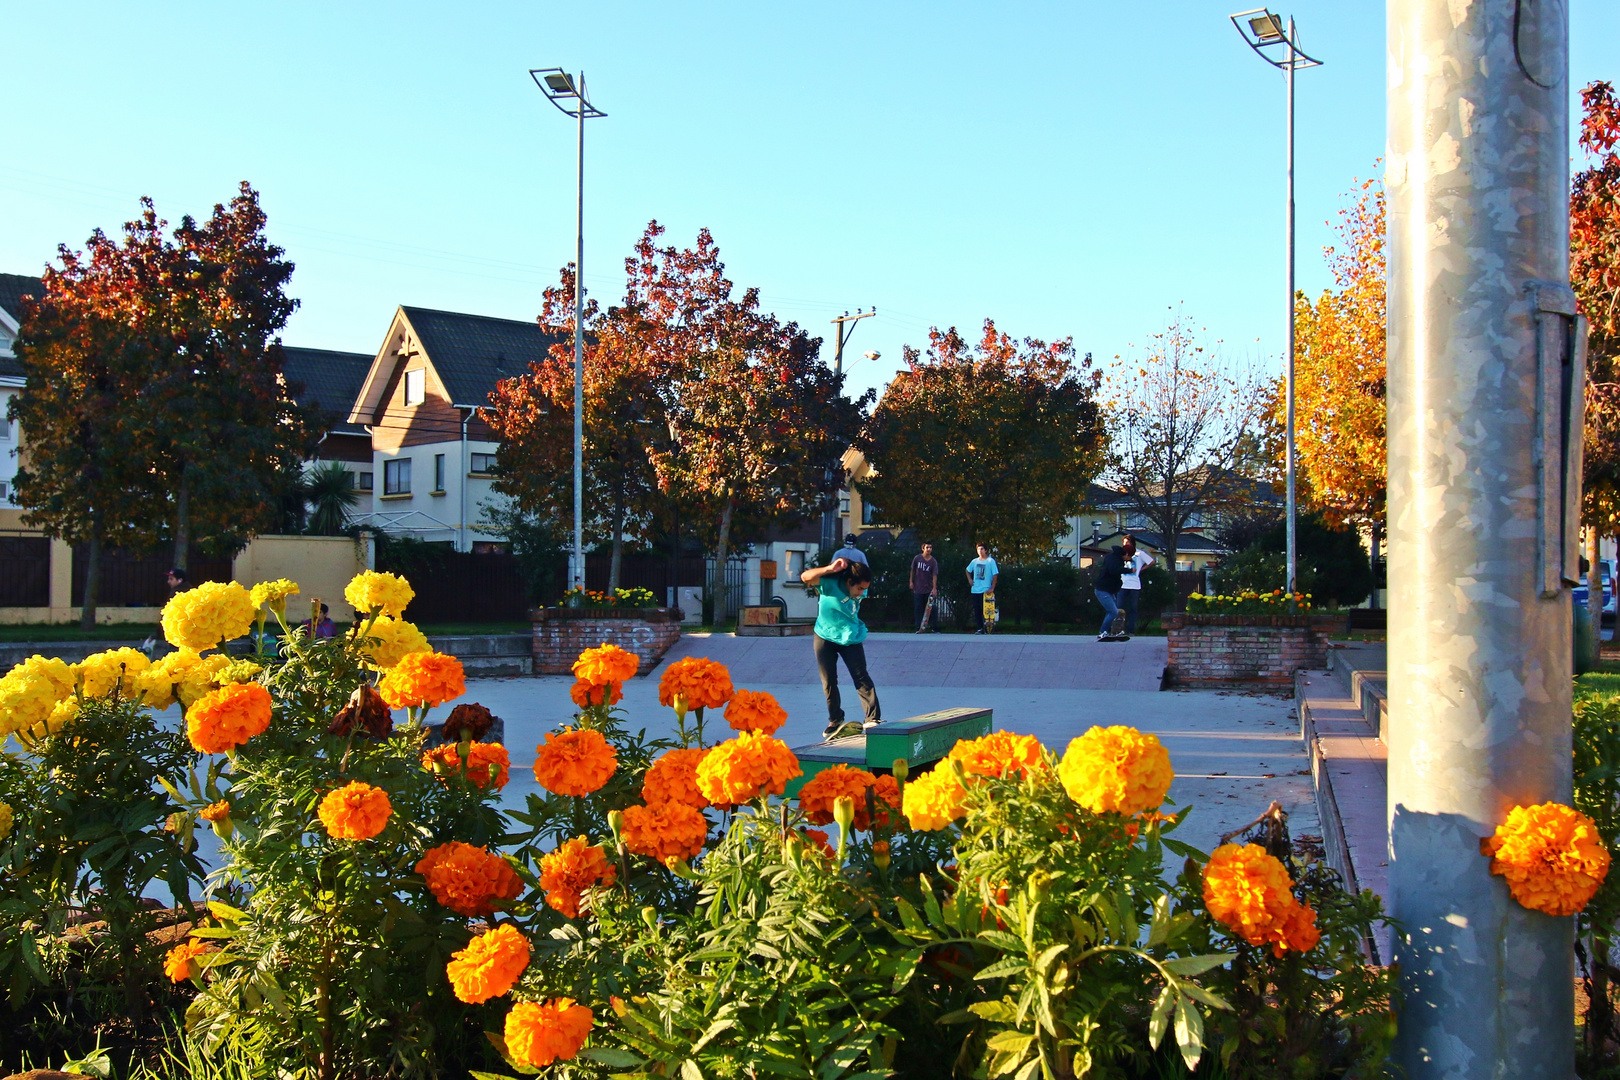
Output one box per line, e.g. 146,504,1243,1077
1230,10,1321,595
532,68,606,592
822,308,876,551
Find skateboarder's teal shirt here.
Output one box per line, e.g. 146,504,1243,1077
814,575,868,645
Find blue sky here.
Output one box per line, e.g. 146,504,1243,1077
4,2,1616,401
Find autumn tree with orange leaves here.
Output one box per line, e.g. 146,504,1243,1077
1576,81,1620,537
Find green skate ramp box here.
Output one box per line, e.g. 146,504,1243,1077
785,707,992,797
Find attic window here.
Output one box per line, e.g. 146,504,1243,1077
403,369,425,407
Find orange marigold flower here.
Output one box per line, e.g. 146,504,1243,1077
1057,725,1174,816
798,764,901,831
422,740,511,790
642,747,711,809
695,731,801,805
416,841,524,917
1203,843,1319,956
799,828,835,859
902,766,969,831
538,836,617,919
164,939,212,982
573,643,640,687
533,728,618,796
443,701,498,742
504,998,593,1068
318,781,392,840
446,924,530,1004
1481,802,1612,916
621,801,709,864
570,678,624,709
947,731,1047,780
199,800,231,823
186,683,273,755
724,688,788,735
658,656,734,711
377,652,465,710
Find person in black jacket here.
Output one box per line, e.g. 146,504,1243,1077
1095,545,1126,640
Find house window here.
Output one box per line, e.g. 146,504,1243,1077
403,369,425,407
0,480,8,502
469,452,498,475
357,471,373,491
786,550,806,582
861,500,883,526
384,458,411,495
434,454,446,492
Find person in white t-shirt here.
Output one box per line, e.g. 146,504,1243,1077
1117,535,1154,634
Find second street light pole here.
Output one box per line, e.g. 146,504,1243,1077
532,68,606,592
823,309,875,551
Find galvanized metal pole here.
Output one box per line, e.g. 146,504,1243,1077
572,71,586,591
1284,19,1297,595
1386,1,1579,1076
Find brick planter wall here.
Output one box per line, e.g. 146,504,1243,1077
1162,612,1349,688
531,607,682,676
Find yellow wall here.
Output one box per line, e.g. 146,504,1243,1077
233,535,370,620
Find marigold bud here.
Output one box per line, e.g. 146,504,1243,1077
833,795,856,831
892,758,909,782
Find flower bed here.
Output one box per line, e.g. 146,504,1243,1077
531,606,682,676
1163,611,1350,688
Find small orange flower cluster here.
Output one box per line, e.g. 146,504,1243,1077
903,731,1052,832
621,801,709,864
724,688,788,735
163,939,212,982
539,836,617,918
1202,843,1320,956
422,740,511,790
902,767,970,832
641,747,711,809
199,800,231,823
1056,726,1174,816
570,680,623,708
417,841,523,917
186,682,273,755
1482,802,1612,916
948,731,1047,781
377,652,466,710
658,656,734,712
446,924,530,1004
797,828,835,859
695,731,801,805
533,728,618,796
573,643,639,687
798,765,900,831
318,781,392,840
505,998,594,1068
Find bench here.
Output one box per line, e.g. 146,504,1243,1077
784,706,993,797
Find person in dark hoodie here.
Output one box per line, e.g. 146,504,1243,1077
1095,543,1127,640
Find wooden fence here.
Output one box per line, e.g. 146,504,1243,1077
0,537,50,607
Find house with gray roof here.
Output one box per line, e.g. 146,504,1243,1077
0,273,42,506
282,346,376,489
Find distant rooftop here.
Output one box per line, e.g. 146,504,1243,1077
282,346,375,436
401,306,567,406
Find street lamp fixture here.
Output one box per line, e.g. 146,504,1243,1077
1228,9,1321,597
530,66,606,591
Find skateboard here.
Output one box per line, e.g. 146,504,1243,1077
1098,633,1132,643
920,594,937,631
983,592,998,633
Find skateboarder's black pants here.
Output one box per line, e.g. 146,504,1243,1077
912,592,934,631
972,592,989,631
1119,588,1139,634
814,633,881,727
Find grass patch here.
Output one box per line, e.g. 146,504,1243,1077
0,623,161,643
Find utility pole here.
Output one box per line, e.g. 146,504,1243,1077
1385,2,1584,1076
822,309,876,551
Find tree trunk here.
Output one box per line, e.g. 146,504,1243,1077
1588,526,1604,670
609,487,625,593
80,527,102,631
1368,521,1383,610
711,494,734,626
173,470,190,572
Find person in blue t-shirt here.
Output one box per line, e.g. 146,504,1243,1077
799,556,882,738
965,543,999,635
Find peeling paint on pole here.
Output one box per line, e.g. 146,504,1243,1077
1386,0,1580,1076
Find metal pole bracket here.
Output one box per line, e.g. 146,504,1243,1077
1528,279,1586,598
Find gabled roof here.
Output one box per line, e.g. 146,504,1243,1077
399,306,564,407
0,274,43,379
1095,529,1224,555
282,346,375,436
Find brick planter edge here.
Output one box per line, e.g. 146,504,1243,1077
1161,612,1349,688
531,607,683,676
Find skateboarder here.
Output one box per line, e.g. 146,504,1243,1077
800,556,882,738
966,543,999,635
910,542,940,632
1095,543,1127,640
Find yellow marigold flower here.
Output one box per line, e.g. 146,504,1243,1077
199,800,231,823
249,578,300,614
0,801,13,841
345,570,414,618
1203,843,1321,956
137,649,229,711
947,731,1047,780
642,747,710,809
40,696,79,737
377,652,465,710
1057,725,1174,816
362,616,432,670
417,841,523,917
446,924,530,1004
533,728,617,796
422,740,511,790
186,683,273,755
75,647,152,699
163,939,212,983
695,732,801,805
902,766,969,831
658,656,734,711
504,998,593,1068
798,765,900,831
570,678,623,709
1481,802,1612,916
161,581,256,652
573,643,640,687
538,836,617,919
0,655,75,738
621,801,708,864
317,780,392,840
724,688,788,735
